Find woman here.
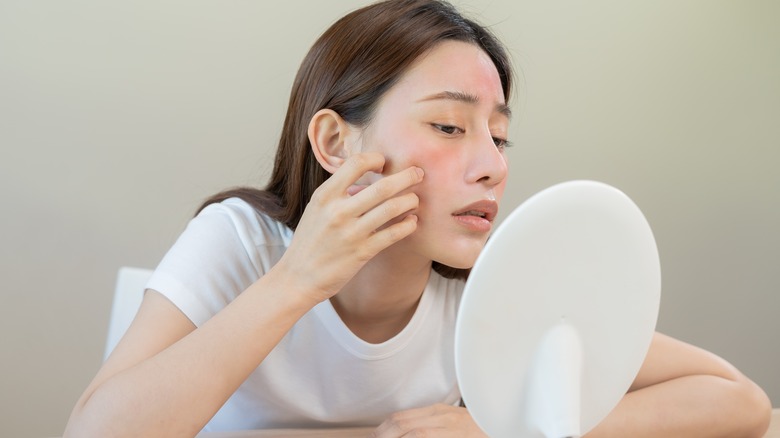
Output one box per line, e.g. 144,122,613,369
65,0,771,436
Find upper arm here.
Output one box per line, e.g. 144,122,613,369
621,332,772,436
630,332,743,392
76,289,195,407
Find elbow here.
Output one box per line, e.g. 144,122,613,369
733,374,773,438
63,399,90,438
63,395,116,438
63,416,92,438
747,388,772,438
63,410,102,438
64,414,120,438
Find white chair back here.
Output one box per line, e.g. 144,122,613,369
104,267,153,360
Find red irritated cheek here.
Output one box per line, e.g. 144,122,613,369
381,141,444,179
402,149,454,202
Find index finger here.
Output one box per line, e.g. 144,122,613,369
325,152,386,194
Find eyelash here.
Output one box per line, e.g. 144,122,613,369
431,124,512,150
433,123,463,136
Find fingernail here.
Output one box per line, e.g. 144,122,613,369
415,167,424,179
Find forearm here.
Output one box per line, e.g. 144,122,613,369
65,267,316,438
586,373,771,438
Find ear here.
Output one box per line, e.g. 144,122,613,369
308,109,355,174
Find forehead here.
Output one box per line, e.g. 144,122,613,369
386,40,507,108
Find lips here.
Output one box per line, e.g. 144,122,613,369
453,200,498,222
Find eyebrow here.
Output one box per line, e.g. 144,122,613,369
418,90,512,118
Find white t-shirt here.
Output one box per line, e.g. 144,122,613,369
146,198,465,431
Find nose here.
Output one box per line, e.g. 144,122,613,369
465,130,508,187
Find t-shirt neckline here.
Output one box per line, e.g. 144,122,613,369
312,271,439,360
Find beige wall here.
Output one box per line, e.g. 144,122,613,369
1,1,777,436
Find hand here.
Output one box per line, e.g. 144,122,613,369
371,404,488,438
276,152,423,303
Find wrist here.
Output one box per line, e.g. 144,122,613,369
257,261,325,312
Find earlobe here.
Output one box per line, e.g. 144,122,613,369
308,109,352,174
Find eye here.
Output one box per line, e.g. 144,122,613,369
432,123,464,135
492,137,512,150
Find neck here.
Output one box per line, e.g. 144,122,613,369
330,247,432,344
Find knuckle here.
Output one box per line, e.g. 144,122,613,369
348,154,368,169
443,411,461,425
384,227,401,244
329,210,348,225
349,152,381,172
317,200,341,221
309,186,326,204
388,196,414,217
385,220,413,243
385,198,408,218
391,420,410,435
388,411,406,426
356,244,375,262
371,182,394,199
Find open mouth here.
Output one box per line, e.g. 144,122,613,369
455,210,488,219
453,200,498,222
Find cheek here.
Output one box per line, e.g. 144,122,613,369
395,149,446,173
386,146,453,194
404,150,460,214
360,122,423,173
379,131,445,176
363,122,456,195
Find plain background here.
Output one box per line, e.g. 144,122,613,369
1,1,778,437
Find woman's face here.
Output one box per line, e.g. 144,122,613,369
352,40,510,269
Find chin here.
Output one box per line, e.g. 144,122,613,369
413,230,489,269
433,249,481,270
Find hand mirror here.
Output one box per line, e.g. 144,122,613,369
455,180,661,438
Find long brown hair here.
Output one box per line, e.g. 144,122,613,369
199,0,513,280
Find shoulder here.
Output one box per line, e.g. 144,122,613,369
147,198,292,326
195,197,293,248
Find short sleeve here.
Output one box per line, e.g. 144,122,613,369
146,198,292,327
